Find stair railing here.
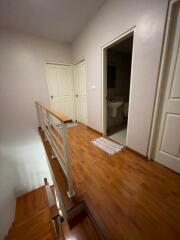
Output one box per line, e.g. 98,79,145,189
36,102,75,198
44,178,64,240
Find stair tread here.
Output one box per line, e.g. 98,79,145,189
7,223,55,238
6,228,56,240
6,185,57,240
9,207,51,232
62,210,99,240
7,216,56,239
15,186,48,222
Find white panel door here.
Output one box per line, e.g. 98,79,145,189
73,60,87,124
46,63,76,120
154,3,180,173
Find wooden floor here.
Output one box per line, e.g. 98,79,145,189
67,124,180,240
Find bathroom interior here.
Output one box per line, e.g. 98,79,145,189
107,34,133,145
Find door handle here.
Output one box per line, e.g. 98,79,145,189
50,95,53,99
75,94,78,98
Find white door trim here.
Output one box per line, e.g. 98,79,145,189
74,57,85,65
45,61,72,66
147,0,180,160
101,27,136,145
73,59,88,124
73,57,86,122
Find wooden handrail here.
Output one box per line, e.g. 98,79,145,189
36,102,72,123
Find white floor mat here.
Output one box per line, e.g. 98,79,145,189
91,137,124,155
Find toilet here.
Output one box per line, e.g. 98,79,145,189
107,95,129,130
108,100,124,118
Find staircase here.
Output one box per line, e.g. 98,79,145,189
34,102,105,239
5,103,104,239
5,185,57,240
5,179,100,240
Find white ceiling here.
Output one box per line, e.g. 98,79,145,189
0,0,105,42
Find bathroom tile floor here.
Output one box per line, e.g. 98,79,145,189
109,128,127,146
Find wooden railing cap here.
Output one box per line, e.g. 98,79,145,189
36,101,72,124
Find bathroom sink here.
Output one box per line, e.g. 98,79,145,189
108,101,123,108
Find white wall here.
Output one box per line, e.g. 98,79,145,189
72,0,168,155
0,29,72,239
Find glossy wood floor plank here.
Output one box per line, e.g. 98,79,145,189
15,186,48,223
67,124,180,240
6,186,56,240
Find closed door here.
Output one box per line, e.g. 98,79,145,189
46,63,76,120
73,60,87,124
154,3,180,173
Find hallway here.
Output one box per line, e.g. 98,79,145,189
67,124,180,239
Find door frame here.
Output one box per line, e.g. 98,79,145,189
73,57,85,65
45,61,73,103
101,27,136,145
147,0,179,160
73,57,87,124
45,62,76,120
